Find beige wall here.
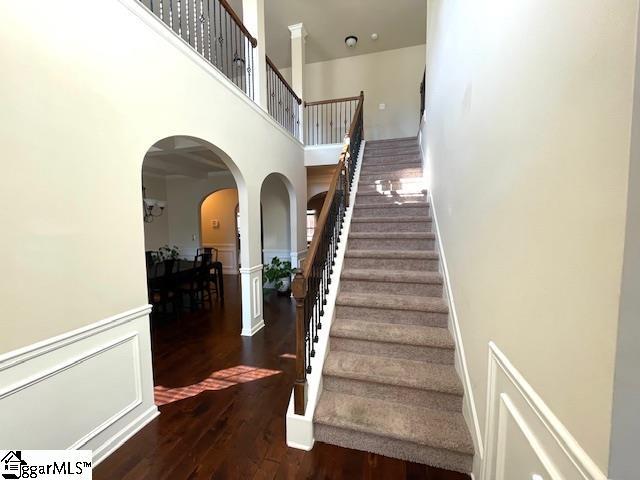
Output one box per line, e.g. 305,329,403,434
423,0,638,474
283,44,425,141
200,188,239,246
306,165,337,201
0,0,307,353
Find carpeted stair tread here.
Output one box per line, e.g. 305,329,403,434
323,351,461,395
351,215,432,224
345,249,439,260
314,391,474,455
342,269,442,285
331,318,454,350
337,292,448,313
349,231,435,240
356,189,427,196
354,201,429,208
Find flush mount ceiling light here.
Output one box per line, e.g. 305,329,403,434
370,33,378,41
345,35,358,48
232,54,245,68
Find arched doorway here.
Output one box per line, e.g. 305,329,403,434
307,191,328,244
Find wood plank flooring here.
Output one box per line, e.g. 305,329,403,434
94,276,471,480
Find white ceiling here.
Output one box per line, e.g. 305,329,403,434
142,137,230,178
228,0,427,69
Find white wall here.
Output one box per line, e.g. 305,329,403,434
422,0,638,476
142,174,169,250
294,44,425,141
609,11,640,479
0,0,307,459
307,166,337,201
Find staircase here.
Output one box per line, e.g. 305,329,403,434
313,137,474,473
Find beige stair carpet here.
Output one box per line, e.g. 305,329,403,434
313,137,474,473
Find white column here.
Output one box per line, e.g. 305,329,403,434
288,23,307,142
238,186,265,336
243,0,268,110
288,23,307,99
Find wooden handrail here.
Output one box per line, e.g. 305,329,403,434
218,0,258,47
347,91,365,139
292,92,364,415
304,95,361,107
266,56,302,105
301,159,344,278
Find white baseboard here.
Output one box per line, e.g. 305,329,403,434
429,192,485,467
428,194,605,480
0,306,158,464
285,141,366,449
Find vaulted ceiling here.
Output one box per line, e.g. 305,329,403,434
228,0,427,68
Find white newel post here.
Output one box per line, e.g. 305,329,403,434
243,0,268,111
288,23,307,142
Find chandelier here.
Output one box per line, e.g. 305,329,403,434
142,186,166,223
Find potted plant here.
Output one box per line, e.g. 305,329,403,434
263,256,296,295
158,245,180,261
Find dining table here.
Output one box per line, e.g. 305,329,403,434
147,258,224,303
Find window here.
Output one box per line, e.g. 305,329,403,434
306,209,316,243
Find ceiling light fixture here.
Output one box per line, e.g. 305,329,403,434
345,35,358,48
370,33,378,41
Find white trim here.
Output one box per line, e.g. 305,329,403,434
239,264,263,274
0,305,152,370
303,143,343,151
429,192,484,461
285,140,366,449
482,342,607,480
0,306,157,465
117,0,303,149
241,319,265,337
92,406,159,466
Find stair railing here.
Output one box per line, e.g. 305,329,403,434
420,68,426,120
292,91,364,415
304,95,362,146
265,56,302,139
139,0,257,99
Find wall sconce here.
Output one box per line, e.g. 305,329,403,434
143,186,166,223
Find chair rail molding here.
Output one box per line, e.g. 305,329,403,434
0,305,158,465
481,342,607,480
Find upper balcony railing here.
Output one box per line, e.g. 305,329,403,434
304,96,361,146
140,0,256,99
266,56,302,139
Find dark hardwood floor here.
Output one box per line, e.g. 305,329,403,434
95,276,471,480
